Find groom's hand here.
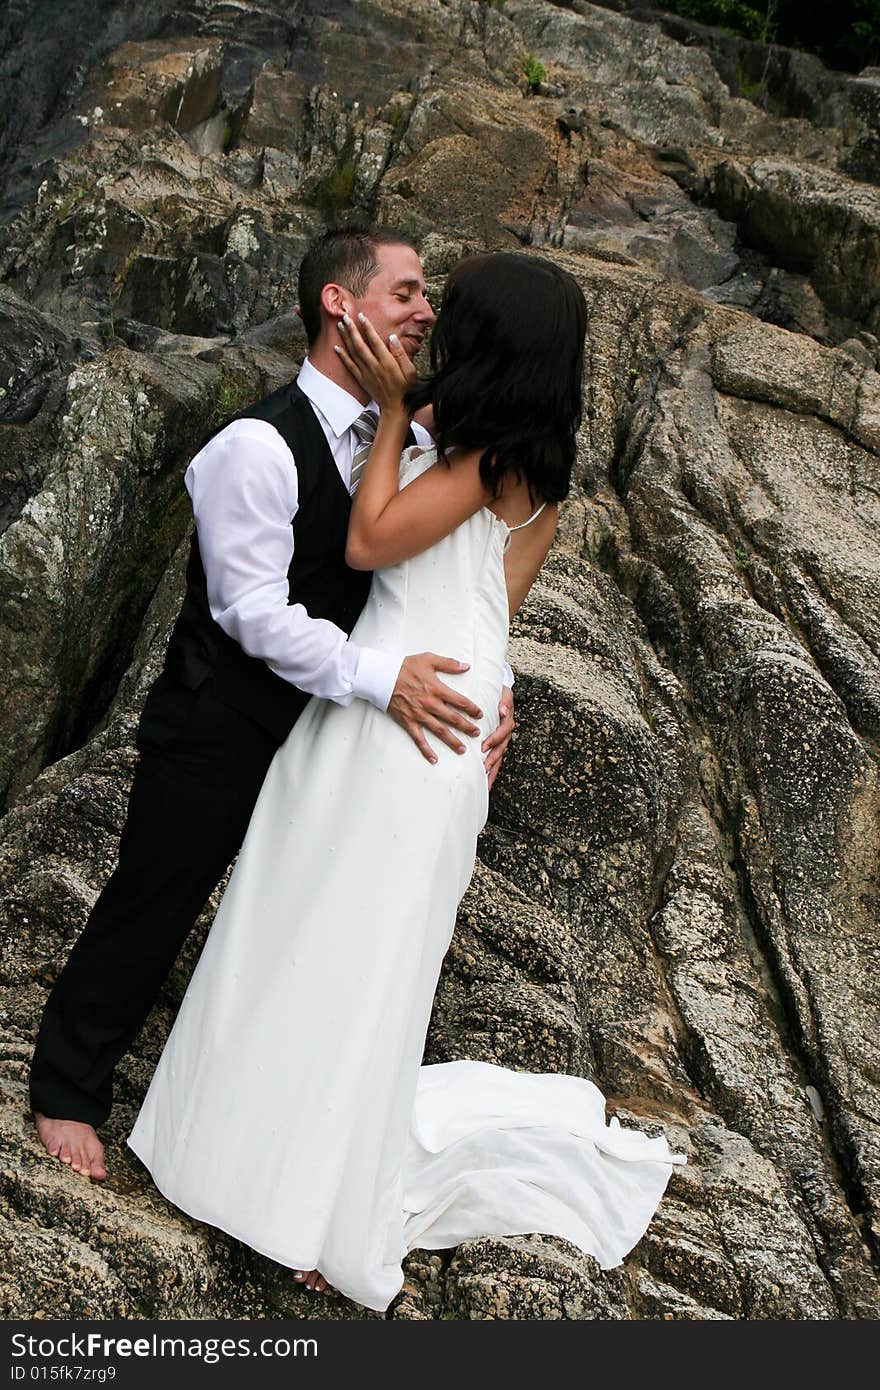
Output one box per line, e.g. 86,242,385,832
482,687,515,791
389,653,483,763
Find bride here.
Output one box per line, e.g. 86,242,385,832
128,251,685,1313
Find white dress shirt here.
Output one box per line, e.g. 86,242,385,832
184,356,513,711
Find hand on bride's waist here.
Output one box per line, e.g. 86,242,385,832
386,652,487,766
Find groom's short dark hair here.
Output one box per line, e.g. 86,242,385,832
297,223,421,345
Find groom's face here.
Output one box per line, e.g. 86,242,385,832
344,243,436,358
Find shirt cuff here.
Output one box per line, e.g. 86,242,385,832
411,418,435,445
351,645,404,711
502,660,514,689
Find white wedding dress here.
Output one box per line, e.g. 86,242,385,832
128,445,686,1313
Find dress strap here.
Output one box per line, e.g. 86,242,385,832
506,501,547,533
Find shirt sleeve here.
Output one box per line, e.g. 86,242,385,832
410,419,435,446
501,661,514,689
186,418,403,709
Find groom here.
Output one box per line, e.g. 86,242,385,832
29,224,515,1181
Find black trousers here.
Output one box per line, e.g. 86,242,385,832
28,675,281,1127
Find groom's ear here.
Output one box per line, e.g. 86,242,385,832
320,282,350,323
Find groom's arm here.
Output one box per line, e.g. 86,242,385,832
186,418,401,709
188,416,486,760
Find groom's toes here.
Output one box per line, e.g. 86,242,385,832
34,1116,64,1160
85,1139,107,1180
58,1142,72,1165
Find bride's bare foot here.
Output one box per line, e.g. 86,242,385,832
294,1268,332,1294
33,1112,107,1181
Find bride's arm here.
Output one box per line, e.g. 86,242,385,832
336,314,493,570
346,424,491,570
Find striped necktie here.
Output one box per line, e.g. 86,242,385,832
349,409,378,495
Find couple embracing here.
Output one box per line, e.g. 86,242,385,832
29,225,684,1314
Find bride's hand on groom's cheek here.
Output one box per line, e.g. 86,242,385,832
334,312,415,410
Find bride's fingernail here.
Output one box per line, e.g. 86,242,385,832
389,333,399,345
357,311,365,322
342,313,351,326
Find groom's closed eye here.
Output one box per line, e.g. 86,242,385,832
391,278,425,297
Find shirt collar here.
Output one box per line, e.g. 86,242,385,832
298,356,378,438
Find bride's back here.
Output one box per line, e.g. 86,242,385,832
404,251,585,619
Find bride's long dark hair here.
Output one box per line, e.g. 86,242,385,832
405,251,587,505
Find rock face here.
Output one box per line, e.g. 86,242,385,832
0,0,878,1320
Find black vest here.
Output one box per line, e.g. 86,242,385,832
160,376,415,742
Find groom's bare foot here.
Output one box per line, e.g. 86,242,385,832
294,1268,332,1294
34,1113,107,1180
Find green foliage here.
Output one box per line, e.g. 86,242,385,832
316,159,358,219
648,1,880,69
212,371,252,428
845,0,880,64
522,52,547,88
57,184,87,220
664,0,778,44
736,55,766,100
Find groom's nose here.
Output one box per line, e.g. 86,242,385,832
413,292,436,325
